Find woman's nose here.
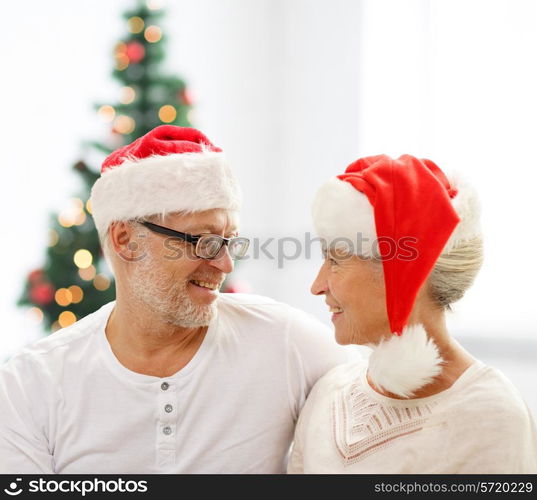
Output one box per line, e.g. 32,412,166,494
311,263,328,296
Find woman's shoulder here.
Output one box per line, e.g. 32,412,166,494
440,362,537,471
443,361,536,434
452,362,528,410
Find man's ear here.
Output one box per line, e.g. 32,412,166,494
109,221,147,263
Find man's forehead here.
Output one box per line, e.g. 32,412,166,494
163,209,239,233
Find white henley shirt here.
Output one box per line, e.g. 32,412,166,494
0,293,346,474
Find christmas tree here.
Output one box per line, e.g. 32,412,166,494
18,0,194,333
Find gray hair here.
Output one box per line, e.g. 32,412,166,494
428,237,484,310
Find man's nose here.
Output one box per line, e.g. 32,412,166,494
207,245,234,274
311,263,328,296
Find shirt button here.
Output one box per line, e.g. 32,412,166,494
161,382,169,391
163,426,172,436
164,404,173,413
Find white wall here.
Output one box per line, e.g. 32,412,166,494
167,0,363,318
0,0,127,359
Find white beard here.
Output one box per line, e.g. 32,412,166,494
129,256,218,328
367,324,444,398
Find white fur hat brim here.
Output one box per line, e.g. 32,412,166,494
311,173,481,256
312,177,377,257
90,151,242,236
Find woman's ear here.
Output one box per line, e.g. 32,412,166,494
409,278,442,327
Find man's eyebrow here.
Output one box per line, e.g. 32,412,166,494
191,225,238,235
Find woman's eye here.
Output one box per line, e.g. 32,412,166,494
328,257,338,265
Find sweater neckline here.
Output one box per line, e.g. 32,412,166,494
359,358,487,407
97,301,218,384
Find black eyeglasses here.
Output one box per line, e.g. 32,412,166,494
139,221,250,260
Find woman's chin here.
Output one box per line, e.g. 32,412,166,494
334,326,374,347
334,328,352,345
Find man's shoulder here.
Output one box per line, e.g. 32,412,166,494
217,293,316,323
218,292,284,309
218,293,334,344
2,301,114,370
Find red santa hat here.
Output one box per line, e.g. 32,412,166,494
90,125,242,236
312,154,481,397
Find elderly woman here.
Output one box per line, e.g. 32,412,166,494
288,154,537,474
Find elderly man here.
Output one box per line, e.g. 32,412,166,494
0,126,345,474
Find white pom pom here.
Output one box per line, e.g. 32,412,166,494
367,324,444,398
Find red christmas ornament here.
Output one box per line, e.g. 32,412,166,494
180,88,193,106
126,42,145,64
28,269,44,283
30,283,55,306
